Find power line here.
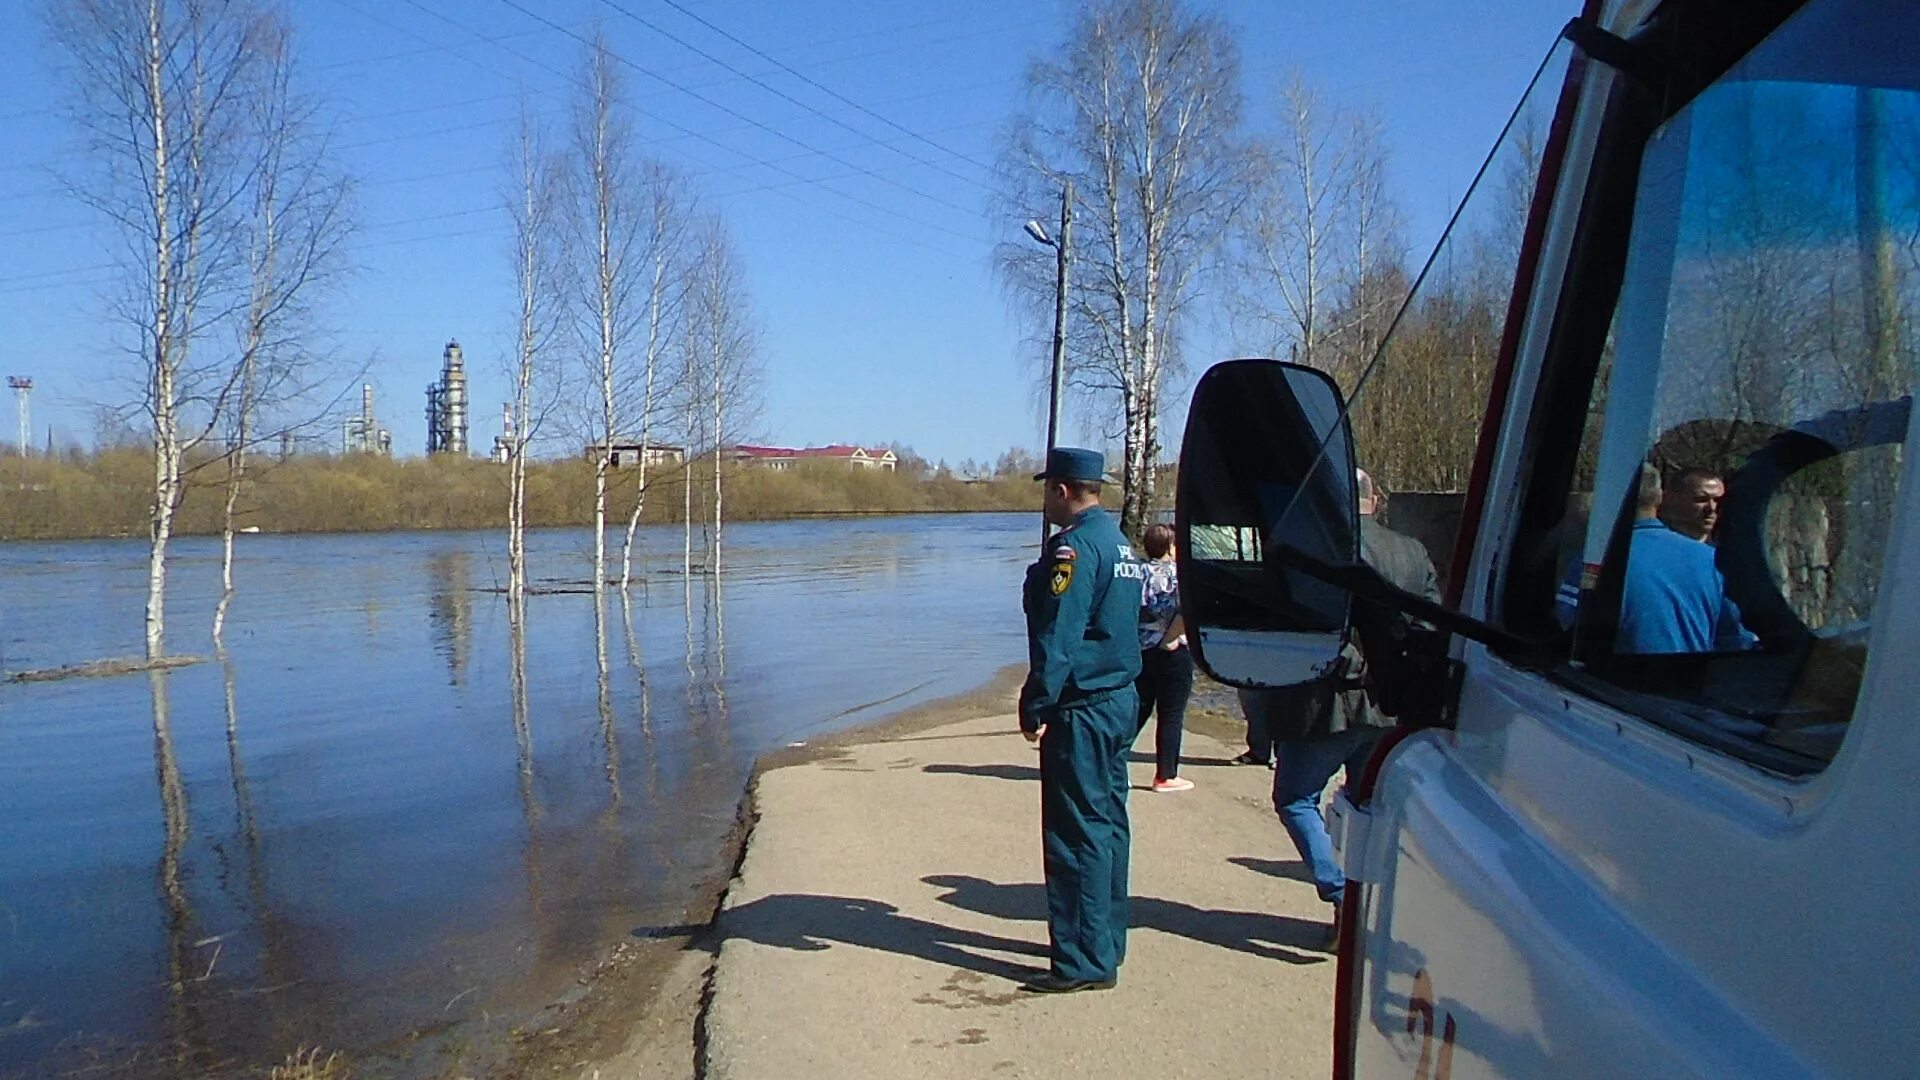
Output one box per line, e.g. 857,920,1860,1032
1,113,993,249
491,0,983,221
614,0,994,175
366,0,982,248
590,0,991,191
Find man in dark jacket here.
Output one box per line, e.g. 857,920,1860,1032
1270,470,1437,927
1019,447,1146,993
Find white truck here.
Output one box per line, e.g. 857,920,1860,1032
1174,0,1916,1075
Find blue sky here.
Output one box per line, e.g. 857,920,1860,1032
0,0,1570,467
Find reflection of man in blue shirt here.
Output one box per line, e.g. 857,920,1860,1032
1620,517,1750,653
1562,463,1751,653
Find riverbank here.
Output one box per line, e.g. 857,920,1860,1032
427,667,1033,1080
1,515,1038,1080
490,667,1330,1080
0,451,1040,541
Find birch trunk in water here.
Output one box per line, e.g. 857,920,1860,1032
621,169,685,591
507,105,558,606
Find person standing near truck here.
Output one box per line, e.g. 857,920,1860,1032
1018,447,1147,993
1134,523,1195,792
1271,470,1437,934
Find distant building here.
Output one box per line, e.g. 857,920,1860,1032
343,383,393,455
586,440,686,469
492,403,515,465
728,444,898,472
425,340,468,455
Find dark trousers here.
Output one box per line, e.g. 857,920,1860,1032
1134,645,1193,780
1236,688,1276,764
1038,686,1137,982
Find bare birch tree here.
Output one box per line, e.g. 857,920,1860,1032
681,214,760,583
998,0,1247,534
505,105,564,609
49,0,281,659
1234,76,1400,378
569,32,647,595
213,14,351,644
618,164,692,591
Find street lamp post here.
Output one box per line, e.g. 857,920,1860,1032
1024,181,1073,545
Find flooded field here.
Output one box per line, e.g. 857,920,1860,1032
0,513,1034,1077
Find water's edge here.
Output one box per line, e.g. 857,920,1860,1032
394,664,1027,1080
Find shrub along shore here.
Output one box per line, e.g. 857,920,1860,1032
0,451,1040,541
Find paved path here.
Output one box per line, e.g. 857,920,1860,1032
701,713,1337,1079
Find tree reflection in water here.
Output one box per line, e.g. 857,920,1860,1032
148,668,211,1076
622,587,662,811
426,549,473,683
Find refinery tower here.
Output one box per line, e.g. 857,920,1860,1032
425,339,469,455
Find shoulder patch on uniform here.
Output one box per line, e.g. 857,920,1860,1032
1052,544,1076,561
1050,560,1074,595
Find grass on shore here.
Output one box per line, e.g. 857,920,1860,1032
268,1047,347,1080
0,450,1039,541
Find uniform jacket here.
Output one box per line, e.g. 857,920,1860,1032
1020,506,1146,731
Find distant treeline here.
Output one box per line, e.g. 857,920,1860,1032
0,450,1040,541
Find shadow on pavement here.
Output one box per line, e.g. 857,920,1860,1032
923,874,1330,965
711,893,1046,980
1228,855,1317,885
922,763,1041,782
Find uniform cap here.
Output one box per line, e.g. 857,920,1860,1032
1034,446,1110,483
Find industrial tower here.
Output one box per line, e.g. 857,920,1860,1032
7,376,30,456
425,340,468,455
343,383,392,454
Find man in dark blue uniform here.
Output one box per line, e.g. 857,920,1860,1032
1019,447,1146,993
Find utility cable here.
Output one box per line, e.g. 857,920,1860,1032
610,0,994,175
591,0,991,189
493,0,983,221
384,0,984,246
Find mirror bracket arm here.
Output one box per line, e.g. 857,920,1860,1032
1274,543,1556,671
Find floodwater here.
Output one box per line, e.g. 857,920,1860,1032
0,513,1036,1077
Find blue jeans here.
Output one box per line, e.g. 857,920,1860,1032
1272,727,1384,906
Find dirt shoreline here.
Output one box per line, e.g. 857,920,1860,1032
455,664,1030,1080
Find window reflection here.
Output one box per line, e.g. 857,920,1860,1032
1560,0,1918,770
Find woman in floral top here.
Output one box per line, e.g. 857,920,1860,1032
1134,524,1193,792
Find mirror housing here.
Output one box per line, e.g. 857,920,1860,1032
1175,359,1359,688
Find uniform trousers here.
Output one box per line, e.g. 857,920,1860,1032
1037,685,1137,983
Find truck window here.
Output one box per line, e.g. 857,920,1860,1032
1547,0,1916,773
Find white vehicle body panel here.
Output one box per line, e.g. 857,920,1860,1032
1341,0,1920,1074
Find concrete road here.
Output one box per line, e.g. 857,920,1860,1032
702,713,1337,1079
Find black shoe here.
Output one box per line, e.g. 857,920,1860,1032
1020,972,1117,994
1230,751,1270,767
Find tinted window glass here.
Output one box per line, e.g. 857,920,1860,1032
1558,0,1918,772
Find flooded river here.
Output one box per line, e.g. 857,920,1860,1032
0,513,1034,1077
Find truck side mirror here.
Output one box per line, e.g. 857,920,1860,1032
1176,359,1359,688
